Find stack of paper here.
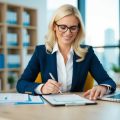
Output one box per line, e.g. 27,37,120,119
0,93,44,104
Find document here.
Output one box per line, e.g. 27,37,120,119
17,95,44,104
0,93,44,104
0,93,28,103
42,94,97,106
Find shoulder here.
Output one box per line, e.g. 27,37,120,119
34,45,47,56
80,44,95,57
80,44,93,51
35,45,46,52
36,45,46,50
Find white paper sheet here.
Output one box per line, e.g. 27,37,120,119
0,93,44,104
53,94,87,102
0,93,28,103
27,95,44,104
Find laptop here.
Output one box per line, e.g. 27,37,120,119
100,89,120,102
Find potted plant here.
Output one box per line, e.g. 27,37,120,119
111,64,120,85
8,75,15,89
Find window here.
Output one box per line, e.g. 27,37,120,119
85,0,119,75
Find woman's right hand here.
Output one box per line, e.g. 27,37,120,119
41,79,62,94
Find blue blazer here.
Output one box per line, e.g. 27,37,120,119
16,45,116,95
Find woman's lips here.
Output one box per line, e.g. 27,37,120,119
63,36,72,40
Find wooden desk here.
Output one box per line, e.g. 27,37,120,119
0,94,120,120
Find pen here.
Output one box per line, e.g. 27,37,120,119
49,73,63,94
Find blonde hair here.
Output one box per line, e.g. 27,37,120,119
45,4,88,62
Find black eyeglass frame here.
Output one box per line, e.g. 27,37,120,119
55,23,80,33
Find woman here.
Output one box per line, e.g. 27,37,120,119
17,4,116,100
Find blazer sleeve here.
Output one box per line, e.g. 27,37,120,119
88,46,116,93
16,46,41,95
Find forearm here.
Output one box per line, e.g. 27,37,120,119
16,79,40,95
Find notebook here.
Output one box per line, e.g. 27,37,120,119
42,94,97,106
100,89,120,102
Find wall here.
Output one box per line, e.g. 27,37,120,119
0,0,47,45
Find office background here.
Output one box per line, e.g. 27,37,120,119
0,0,119,91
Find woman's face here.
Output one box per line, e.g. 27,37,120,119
54,15,79,46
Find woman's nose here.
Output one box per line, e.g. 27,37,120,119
65,28,71,34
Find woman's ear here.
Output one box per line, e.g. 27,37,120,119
53,23,56,31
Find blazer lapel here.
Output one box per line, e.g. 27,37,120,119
71,53,79,90
49,52,58,82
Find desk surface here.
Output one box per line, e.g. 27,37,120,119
0,94,120,120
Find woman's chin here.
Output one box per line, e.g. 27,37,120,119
61,39,73,45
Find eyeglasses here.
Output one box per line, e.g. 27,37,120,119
55,23,80,33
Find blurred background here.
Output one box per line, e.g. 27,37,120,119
0,0,119,92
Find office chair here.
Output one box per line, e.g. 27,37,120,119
83,72,94,91
35,72,94,92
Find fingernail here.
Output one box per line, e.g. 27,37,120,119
89,97,92,100
94,97,96,100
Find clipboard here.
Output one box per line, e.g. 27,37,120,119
42,94,97,106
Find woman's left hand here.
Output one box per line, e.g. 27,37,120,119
83,85,108,100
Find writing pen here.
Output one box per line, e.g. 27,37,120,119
49,73,63,94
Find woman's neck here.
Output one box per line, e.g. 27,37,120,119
58,43,71,64
58,43,71,55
